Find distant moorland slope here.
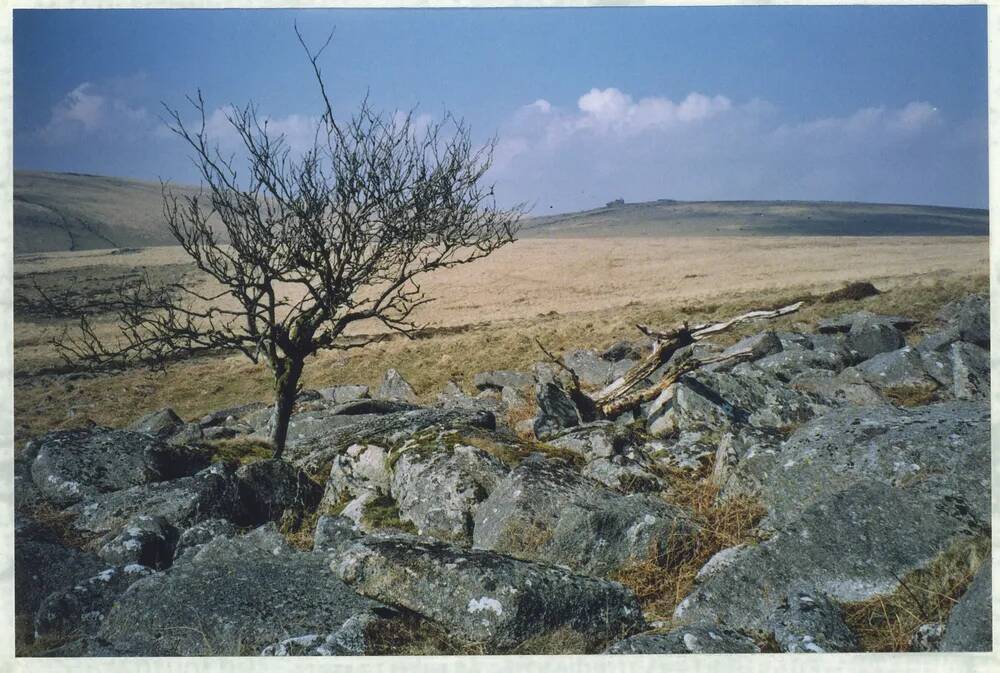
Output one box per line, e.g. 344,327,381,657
13,171,989,254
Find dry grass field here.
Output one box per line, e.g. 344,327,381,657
13,234,989,450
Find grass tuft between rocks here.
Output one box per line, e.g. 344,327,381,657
611,461,768,624
203,437,274,466
882,382,941,408
361,493,418,534
842,534,990,652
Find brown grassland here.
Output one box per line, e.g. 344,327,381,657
13,234,988,452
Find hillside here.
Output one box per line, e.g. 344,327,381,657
13,171,211,254
521,199,989,238
13,171,990,254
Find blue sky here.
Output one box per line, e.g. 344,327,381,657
14,6,988,212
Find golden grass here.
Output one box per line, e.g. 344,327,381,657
842,535,990,652
203,437,274,466
12,235,987,452
612,462,768,623
23,502,96,549
882,383,941,408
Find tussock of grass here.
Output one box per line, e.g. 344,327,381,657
842,535,990,652
821,281,881,303
883,383,940,408
510,627,592,654
278,508,321,551
204,437,273,466
361,493,418,534
612,462,767,623
364,611,484,655
25,502,96,549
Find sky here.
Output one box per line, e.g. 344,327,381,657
13,6,989,213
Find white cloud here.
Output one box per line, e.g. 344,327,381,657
38,81,152,144
489,87,981,211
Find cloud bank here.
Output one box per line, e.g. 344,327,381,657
490,88,986,212
24,80,987,211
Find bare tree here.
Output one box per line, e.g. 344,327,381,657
52,30,523,457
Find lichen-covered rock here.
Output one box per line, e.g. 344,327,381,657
314,515,364,555
325,443,391,499
847,318,905,361
646,431,718,472
721,401,990,528
755,347,848,382
950,341,989,400
260,610,405,656
532,378,583,439
332,533,645,651
97,531,399,656
65,463,245,538
128,408,185,439
849,346,937,391
172,518,237,562
767,588,859,653
789,369,887,407
390,440,509,544
940,561,991,652
375,368,418,404
546,422,628,461
473,457,695,577
563,349,613,388
709,331,783,372
937,294,988,348
473,370,533,392
817,311,916,335
31,427,212,507
674,481,988,635
581,456,663,494
910,622,946,652
604,622,760,653
199,401,268,428
34,564,155,638
97,514,178,568
15,533,106,619
235,459,323,524
317,384,370,405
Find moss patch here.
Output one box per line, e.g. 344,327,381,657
204,437,274,466
361,493,418,534
842,534,990,652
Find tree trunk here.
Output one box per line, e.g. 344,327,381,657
270,356,304,459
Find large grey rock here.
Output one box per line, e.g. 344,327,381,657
581,456,663,494
532,379,583,439
172,518,238,562
789,369,887,407
604,622,760,654
709,331,783,372
563,349,613,388
317,384,370,405
313,515,364,555
375,368,418,404
97,531,401,656
97,514,178,568
30,427,212,507
324,443,391,500
937,294,988,348
940,562,992,652
850,346,938,391
847,318,905,361
950,342,990,400
473,370,533,392
674,481,988,635
128,408,185,439
34,564,155,638
817,311,917,334
721,402,990,528
65,463,245,538
332,533,645,651
235,459,323,524
473,457,695,577
647,363,827,436
390,439,509,544
546,422,629,461
767,588,859,653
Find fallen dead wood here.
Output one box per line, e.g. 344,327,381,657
592,301,803,416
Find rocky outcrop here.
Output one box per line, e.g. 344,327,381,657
332,533,645,651
940,562,992,652
375,368,418,404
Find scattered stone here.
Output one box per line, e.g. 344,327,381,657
910,622,946,652
847,318,905,361
605,622,760,654
546,422,627,461
128,408,185,439
318,385,370,405
473,370,533,392
375,369,418,404
581,456,663,494
767,588,859,653
602,340,644,362
332,533,645,650
563,349,613,388
817,311,917,334
199,402,268,428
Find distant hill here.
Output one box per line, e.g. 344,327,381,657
13,171,212,254
521,198,989,238
13,171,989,254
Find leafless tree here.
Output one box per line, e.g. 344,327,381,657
52,30,523,457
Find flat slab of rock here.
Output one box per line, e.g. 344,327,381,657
473,457,695,577
30,427,212,507
473,370,533,392
675,481,988,635
98,531,398,656
817,311,917,334
332,533,645,651
721,401,990,528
